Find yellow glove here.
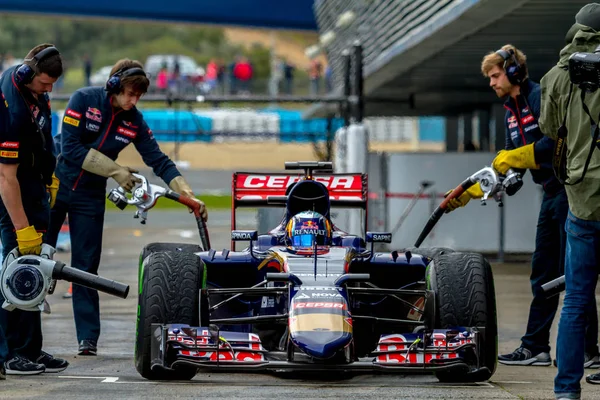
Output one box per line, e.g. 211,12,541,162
169,176,208,221
492,143,539,174
445,184,484,213
46,174,59,209
16,225,43,255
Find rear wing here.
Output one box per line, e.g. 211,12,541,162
230,171,368,249
232,172,368,208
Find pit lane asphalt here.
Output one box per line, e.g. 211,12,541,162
2,209,599,399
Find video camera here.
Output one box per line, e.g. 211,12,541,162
569,44,600,92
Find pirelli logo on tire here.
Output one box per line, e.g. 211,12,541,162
0,150,18,158
63,116,80,127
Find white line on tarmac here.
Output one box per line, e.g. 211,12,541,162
59,376,120,383
492,381,533,384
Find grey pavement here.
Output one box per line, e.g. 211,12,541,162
1,209,599,399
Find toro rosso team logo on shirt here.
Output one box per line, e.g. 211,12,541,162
86,107,102,123
122,121,138,129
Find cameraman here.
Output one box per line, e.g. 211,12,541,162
539,4,600,399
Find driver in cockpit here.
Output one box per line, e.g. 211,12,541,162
285,211,332,248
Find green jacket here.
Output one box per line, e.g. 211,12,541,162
539,27,600,220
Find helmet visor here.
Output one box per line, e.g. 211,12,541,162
292,234,315,247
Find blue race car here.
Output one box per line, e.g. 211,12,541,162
132,161,498,383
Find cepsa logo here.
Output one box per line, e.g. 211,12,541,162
240,175,358,190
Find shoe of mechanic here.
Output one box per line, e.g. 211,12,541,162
46,173,59,209
16,225,43,255
82,148,141,191
36,351,69,373
498,346,551,366
587,372,600,384
78,339,98,356
492,143,539,174
444,184,484,213
169,176,208,220
4,356,45,375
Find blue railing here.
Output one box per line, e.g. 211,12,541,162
51,108,444,143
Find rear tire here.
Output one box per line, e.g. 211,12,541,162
427,252,497,382
135,251,205,380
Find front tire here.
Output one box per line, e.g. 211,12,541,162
135,250,205,380
427,252,497,382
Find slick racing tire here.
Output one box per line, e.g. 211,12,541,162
427,252,497,383
135,250,207,380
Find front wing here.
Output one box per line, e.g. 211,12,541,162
150,324,489,376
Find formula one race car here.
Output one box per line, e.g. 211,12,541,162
127,161,497,383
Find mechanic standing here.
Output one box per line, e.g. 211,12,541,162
444,43,600,368
539,4,600,399
0,43,69,375
45,59,208,356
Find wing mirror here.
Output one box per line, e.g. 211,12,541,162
231,230,258,258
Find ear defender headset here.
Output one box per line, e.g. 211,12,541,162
15,46,60,86
495,48,526,86
105,67,147,94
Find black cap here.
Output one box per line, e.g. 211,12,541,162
576,3,600,31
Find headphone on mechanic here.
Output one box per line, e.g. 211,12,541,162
105,67,147,94
495,48,526,86
14,46,60,86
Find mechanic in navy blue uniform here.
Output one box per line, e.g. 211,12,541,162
445,44,599,368
45,59,207,356
0,44,68,375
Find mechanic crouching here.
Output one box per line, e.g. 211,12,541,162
444,44,600,370
45,58,208,356
539,4,600,399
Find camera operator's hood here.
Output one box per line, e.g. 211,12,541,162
558,27,600,68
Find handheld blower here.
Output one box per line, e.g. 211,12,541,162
1,244,129,312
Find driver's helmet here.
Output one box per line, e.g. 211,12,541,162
285,211,332,247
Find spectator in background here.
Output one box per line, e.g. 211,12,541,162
325,64,333,93
234,56,253,94
284,60,295,95
217,58,225,95
205,58,219,93
309,59,323,95
269,56,283,96
228,56,239,94
83,54,92,87
156,64,168,95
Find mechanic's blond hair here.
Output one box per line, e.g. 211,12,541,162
481,44,528,78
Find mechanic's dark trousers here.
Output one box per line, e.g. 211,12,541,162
47,182,105,345
0,194,49,361
521,190,599,355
